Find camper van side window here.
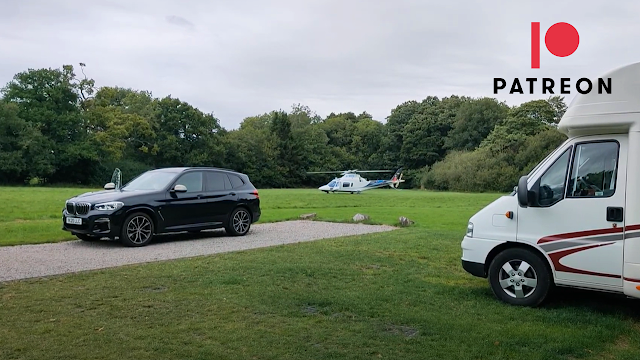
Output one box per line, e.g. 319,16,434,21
567,141,619,198
538,148,572,206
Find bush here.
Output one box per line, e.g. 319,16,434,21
421,128,566,193
421,149,520,192
25,177,46,186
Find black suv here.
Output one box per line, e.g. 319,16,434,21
62,167,261,247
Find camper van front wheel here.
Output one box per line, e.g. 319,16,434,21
488,248,551,307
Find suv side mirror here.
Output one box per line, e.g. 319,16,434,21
173,184,187,193
104,182,116,190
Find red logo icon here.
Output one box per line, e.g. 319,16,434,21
531,22,580,69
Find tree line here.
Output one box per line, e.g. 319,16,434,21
0,64,568,192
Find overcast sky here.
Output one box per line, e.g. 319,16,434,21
1,0,639,129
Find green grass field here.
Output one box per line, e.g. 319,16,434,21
0,186,497,246
1,187,640,360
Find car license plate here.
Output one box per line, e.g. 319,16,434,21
66,217,82,225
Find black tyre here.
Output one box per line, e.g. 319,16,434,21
225,207,251,236
120,212,154,247
76,233,99,242
488,248,552,307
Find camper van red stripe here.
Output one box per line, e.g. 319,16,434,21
548,242,621,279
538,227,623,244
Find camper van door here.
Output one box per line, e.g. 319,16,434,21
516,135,628,289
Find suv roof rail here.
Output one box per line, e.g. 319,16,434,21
190,166,248,175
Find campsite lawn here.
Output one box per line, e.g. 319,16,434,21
2,187,640,359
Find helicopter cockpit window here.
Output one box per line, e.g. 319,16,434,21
328,180,336,187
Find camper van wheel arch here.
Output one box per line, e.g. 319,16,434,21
487,248,553,307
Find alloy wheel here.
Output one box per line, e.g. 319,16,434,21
498,259,538,299
232,209,250,234
126,215,152,245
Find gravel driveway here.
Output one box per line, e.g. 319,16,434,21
0,220,396,282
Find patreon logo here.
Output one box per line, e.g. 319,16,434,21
531,22,579,69
492,21,611,95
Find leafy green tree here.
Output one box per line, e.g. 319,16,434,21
0,65,99,183
350,117,385,169
223,115,281,187
396,96,467,169
0,101,54,183
269,110,299,186
480,98,560,155
445,97,509,151
152,96,225,168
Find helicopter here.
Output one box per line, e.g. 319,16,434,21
306,168,404,194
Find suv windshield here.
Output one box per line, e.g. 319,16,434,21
122,171,177,191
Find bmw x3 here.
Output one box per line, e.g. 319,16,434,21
62,167,261,247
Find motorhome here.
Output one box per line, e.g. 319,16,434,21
461,62,640,306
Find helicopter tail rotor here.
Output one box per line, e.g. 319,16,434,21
390,168,404,189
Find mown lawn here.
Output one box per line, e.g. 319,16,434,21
1,187,640,359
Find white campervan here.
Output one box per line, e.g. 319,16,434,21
461,62,640,306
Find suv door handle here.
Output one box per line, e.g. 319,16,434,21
229,193,236,196
607,207,624,222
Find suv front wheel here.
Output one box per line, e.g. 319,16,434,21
226,207,251,236
120,212,155,247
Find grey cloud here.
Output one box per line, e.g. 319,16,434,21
1,0,640,129
166,15,195,29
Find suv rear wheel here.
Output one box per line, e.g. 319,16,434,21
226,207,251,236
120,212,154,247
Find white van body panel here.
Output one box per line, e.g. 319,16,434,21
469,196,517,242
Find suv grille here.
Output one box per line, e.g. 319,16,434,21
66,202,91,215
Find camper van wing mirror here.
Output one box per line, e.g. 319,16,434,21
104,182,116,190
517,176,530,207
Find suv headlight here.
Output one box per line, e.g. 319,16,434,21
94,201,124,211
466,222,474,237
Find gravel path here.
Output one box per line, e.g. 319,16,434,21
0,220,396,282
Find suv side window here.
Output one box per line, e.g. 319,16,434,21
176,171,203,193
538,147,572,206
206,171,231,191
567,141,619,198
228,174,245,188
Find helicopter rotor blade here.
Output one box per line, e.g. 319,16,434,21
353,170,395,173
306,169,395,175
